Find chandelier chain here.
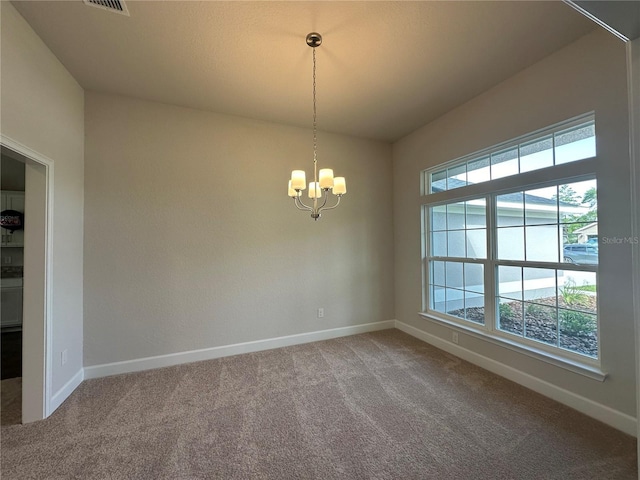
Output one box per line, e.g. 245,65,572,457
312,47,318,187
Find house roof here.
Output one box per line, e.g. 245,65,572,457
433,178,587,212
573,222,598,233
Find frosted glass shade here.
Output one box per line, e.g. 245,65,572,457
333,177,347,195
319,169,334,189
291,170,306,190
308,182,322,199
288,180,301,197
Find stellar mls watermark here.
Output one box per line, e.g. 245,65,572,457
600,236,639,245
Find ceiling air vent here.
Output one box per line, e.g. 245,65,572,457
83,0,129,16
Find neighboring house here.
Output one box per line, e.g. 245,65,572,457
573,222,598,244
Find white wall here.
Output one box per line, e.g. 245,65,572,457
83,92,394,366
0,3,84,394
393,29,635,417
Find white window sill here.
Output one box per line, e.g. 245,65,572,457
418,312,607,382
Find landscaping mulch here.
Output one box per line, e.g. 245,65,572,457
448,295,598,358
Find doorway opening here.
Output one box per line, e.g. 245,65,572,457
1,152,25,425
0,139,52,424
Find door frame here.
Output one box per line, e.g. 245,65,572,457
628,36,640,454
1,134,53,422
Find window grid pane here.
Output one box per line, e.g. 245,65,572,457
495,265,597,358
520,135,553,173
427,196,488,326
429,201,487,260
427,118,595,193
428,259,486,326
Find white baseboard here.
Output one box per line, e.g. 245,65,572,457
49,368,84,415
84,320,396,380
395,320,637,437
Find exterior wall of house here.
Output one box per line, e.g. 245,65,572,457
430,207,560,294
83,92,394,366
1,3,84,398
393,28,635,417
575,223,598,243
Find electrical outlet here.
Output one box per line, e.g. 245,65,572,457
317,308,324,318
452,332,459,344
61,349,68,365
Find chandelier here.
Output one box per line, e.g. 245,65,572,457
288,32,347,220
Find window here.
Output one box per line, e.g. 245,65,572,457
422,114,598,363
426,117,595,193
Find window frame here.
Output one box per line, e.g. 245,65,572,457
420,115,604,380
422,113,596,195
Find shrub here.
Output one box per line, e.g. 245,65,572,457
560,279,590,308
499,302,515,320
559,309,596,336
525,303,545,317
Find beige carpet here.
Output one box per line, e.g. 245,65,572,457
1,330,636,479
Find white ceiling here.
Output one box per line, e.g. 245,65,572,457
11,1,597,142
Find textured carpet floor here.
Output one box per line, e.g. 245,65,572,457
1,330,636,479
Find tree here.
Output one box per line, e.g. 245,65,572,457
582,187,597,209
557,185,579,205
554,185,597,244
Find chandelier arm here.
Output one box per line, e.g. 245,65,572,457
319,195,342,212
316,189,330,210
294,196,313,211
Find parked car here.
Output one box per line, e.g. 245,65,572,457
563,243,598,265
